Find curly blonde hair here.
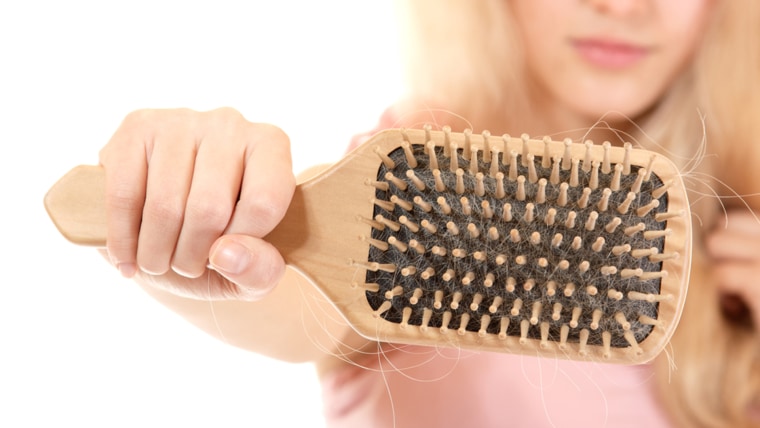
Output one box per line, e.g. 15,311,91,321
395,1,760,426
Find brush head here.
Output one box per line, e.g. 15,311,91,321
360,128,690,364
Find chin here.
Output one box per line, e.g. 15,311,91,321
567,74,660,120
573,95,656,127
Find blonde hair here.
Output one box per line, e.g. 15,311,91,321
395,1,760,426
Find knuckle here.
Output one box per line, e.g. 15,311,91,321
105,184,144,215
209,106,243,118
206,107,246,128
102,109,192,162
119,108,197,136
103,190,142,263
184,199,233,231
257,253,284,286
121,108,149,125
142,196,185,225
120,108,160,129
253,200,282,226
124,108,194,122
238,191,290,235
252,122,290,146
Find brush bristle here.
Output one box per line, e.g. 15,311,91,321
363,131,680,358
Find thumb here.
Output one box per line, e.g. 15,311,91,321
208,235,285,301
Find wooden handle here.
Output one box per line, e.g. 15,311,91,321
44,165,108,247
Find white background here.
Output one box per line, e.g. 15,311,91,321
1,1,402,426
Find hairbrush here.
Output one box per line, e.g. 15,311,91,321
45,128,691,364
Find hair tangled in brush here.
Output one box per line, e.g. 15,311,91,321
364,131,685,361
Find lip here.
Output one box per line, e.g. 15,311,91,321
570,38,651,70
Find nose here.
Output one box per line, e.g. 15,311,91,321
586,0,647,16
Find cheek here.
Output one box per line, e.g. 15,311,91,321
511,0,574,53
660,3,711,69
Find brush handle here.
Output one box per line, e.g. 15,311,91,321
43,130,385,271
42,164,336,255
44,165,108,247
42,165,331,253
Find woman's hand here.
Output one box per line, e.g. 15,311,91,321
706,210,760,330
99,108,295,301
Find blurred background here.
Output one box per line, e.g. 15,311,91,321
0,1,402,426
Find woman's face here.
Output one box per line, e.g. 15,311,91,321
511,0,714,125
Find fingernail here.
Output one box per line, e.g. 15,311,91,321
209,240,251,275
117,263,137,278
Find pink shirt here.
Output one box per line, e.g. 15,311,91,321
321,347,671,428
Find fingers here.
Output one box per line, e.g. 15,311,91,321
100,111,152,277
168,123,243,277
99,108,295,300
136,122,197,275
226,124,295,237
706,230,760,262
708,210,760,329
171,122,294,278
707,211,760,262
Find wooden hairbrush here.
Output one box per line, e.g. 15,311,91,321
45,128,691,364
